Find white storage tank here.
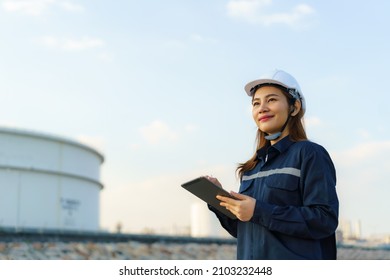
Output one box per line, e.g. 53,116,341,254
0,127,104,232
191,201,226,238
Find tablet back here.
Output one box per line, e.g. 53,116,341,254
181,177,237,220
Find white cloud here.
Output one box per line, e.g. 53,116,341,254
189,34,218,44
331,140,390,236
76,134,105,154
227,0,271,20
62,37,104,51
38,36,105,51
162,39,186,49
2,0,83,16
139,120,179,145
226,0,315,27
129,143,141,151
134,121,199,148
356,129,371,140
184,124,199,133
97,52,115,63
163,34,217,49
305,116,322,128
57,1,83,12
2,0,53,16
333,140,390,167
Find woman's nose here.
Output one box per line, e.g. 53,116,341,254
258,102,269,113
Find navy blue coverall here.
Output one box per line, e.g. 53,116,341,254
209,136,339,259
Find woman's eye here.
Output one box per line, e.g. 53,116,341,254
267,98,276,103
252,102,260,107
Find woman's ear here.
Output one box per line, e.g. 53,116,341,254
291,99,302,116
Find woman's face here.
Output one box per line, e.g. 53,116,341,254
252,85,291,139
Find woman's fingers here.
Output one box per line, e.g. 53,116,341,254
217,193,255,222
204,175,222,188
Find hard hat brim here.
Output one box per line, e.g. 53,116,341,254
244,78,291,96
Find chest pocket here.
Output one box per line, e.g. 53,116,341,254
239,179,253,194
264,174,302,206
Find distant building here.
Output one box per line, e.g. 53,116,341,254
0,127,104,232
338,219,364,241
190,202,230,238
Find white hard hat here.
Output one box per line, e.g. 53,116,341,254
244,69,306,113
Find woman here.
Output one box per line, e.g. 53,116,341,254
207,69,339,260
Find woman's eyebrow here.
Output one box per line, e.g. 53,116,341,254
264,93,280,98
252,93,280,102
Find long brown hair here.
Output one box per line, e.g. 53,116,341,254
236,90,307,179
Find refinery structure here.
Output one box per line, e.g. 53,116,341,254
0,126,226,237
1,126,388,248
0,127,104,232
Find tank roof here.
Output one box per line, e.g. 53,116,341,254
0,126,104,163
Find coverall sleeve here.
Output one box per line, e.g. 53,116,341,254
250,145,339,239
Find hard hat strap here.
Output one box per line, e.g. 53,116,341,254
264,105,295,141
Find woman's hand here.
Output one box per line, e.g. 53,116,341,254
217,192,256,222
204,175,222,188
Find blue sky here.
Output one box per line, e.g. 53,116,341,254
1,0,390,237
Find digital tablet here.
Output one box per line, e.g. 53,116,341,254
181,176,237,219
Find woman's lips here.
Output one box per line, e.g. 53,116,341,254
259,115,273,122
